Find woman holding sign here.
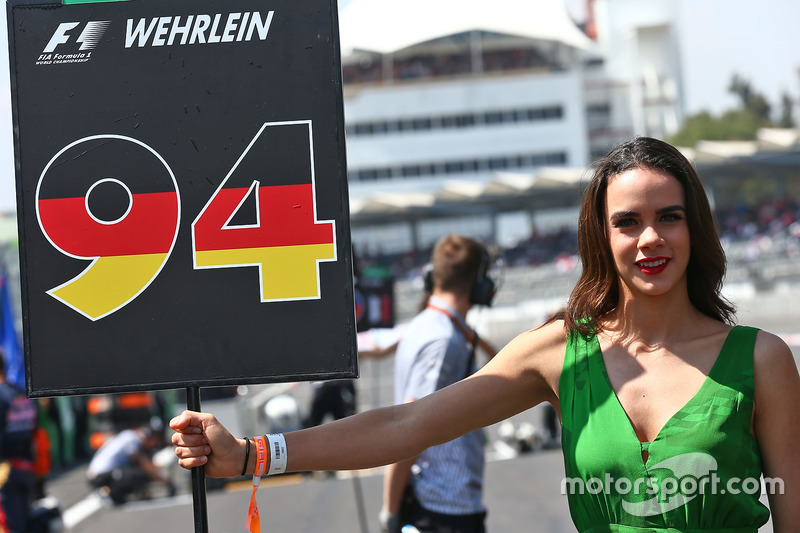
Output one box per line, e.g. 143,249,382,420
172,137,800,532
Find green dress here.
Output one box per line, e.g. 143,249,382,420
559,325,770,532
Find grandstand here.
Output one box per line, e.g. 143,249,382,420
341,0,685,254
353,127,800,280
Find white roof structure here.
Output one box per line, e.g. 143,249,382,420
338,0,594,56
349,167,587,224
348,128,800,226
678,129,800,165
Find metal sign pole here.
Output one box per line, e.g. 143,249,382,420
351,474,369,533
187,386,209,533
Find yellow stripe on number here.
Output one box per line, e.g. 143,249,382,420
49,253,169,320
195,243,335,301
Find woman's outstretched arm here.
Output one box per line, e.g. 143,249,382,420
171,321,566,477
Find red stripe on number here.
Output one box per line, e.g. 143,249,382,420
194,184,333,251
38,192,179,257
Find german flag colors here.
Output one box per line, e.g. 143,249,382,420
34,124,335,319
192,121,336,301
36,136,180,321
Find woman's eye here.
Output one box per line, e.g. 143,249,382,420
661,213,683,223
612,218,636,228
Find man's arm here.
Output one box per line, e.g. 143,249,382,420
380,456,415,532
132,451,169,484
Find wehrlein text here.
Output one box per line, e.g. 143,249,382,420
125,11,274,48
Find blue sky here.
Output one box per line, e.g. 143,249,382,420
675,0,799,114
337,0,799,115
1,0,798,213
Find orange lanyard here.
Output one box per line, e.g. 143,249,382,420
246,436,267,533
427,302,479,380
426,303,476,344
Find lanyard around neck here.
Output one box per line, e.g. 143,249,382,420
426,302,476,345
427,302,479,379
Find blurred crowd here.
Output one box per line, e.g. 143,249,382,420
356,194,800,280
343,46,558,85
717,197,800,261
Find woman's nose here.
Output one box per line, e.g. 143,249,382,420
638,225,664,248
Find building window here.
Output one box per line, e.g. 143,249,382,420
349,150,567,182
347,104,564,137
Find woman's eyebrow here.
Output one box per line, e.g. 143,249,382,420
609,210,637,220
656,205,686,214
609,205,685,220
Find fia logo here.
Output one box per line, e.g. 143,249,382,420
38,21,111,63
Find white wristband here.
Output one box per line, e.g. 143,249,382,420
266,433,287,475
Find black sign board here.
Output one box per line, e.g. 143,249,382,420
8,0,357,397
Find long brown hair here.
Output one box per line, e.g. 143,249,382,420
562,137,734,335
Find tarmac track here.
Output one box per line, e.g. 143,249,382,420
58,447,576,533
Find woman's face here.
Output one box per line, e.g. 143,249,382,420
604,166,691,300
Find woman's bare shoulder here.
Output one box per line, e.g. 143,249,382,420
511,318,569,349
753,329,796,380
500,319,568,380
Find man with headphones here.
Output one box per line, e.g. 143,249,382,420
380,234,496,533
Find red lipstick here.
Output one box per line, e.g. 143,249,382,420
636,257,670,275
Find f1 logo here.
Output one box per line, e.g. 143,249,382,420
43,21,111,54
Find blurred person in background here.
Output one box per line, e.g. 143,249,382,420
0,348,37,533
379,234,497,533
86,425,174,505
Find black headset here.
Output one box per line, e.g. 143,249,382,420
423,246,496,307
